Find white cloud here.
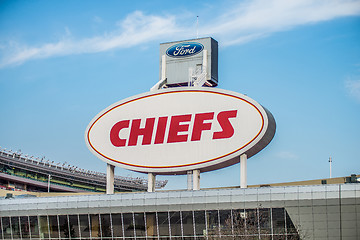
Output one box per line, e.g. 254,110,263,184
204,0,360,46
0,11,179,68
345,78,360,103
1,0,360,68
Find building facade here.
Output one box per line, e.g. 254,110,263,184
1,183,359,239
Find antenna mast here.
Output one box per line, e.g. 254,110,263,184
196,16,199,38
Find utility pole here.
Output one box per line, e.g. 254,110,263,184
47,174,51,192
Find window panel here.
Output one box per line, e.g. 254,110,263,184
58,215,70,239
39,216,49,239
272,208,285,235
232,209,246,236
219,210,232,237
100,214,112,238
0,217,3,240
68,215,80,238
145,212,157,238
194,211,206,236
20,216,31,239
157,212,170,237
245,209,259,237
79,214,90,238
181,211,194,238
134,213,146,237
259,208,271,235
90,214,100,239
206,210,219,238
11,216,21,239
29,216,39,239
48,215,59,239
2,217,11,240
123,213,135,237
111,213,123,238
169,211,182,237
285,210,299,237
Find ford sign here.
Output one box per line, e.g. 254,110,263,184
85,88,276,174
166,42,204,58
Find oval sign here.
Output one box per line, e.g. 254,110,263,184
85,88,276,174
166,42,204,58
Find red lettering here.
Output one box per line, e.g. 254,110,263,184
167,114,191,143
191,112,214,141
128,118,155,146
110,120,130,147
213,110,237,139
110,110,237,147
154,117,168,144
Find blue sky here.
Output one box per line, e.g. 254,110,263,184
0,0,360,190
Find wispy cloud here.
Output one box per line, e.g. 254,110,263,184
276,151,300,160
204,0,360,45
0,11,179,68
345,78,360,103
1,0,360,68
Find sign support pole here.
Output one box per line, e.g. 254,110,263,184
148,173,156,192
187,171,193,190
106,164,115,194
193,170,200,190
240,154,247,188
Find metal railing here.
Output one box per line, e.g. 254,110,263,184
0,146,167,192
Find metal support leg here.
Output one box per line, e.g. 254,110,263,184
187,171,193,190
106,164,115,194
240,154,247,188
148,173,156,192
193,170,200,190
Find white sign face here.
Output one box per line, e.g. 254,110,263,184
85,88,276,174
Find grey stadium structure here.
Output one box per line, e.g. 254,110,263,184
1,148,360,239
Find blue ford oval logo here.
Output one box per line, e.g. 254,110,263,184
166,42,204,58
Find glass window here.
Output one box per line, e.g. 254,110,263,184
48,215,59,239
123,213,135,237
39,216,49,239
232,209,246,236
68,215,80,238
29,216,39,239
89,214,100,239
145,212,157,238
20,216,31,239
157,212,170,238
111,213,123,238
79,214,90,238
285,210,298,236
11,217,21,239
181,211,194,238
259,208,271,235
206,210,219,238
133,213,146,237
100,214,112,238
219,210,232,237
0,217,3,240
245,209,259,237
169,211,182,237
58,215,70,239
194,210,206,236
272,208,285,235
2,217,11,240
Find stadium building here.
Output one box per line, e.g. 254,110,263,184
0,148,167,193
